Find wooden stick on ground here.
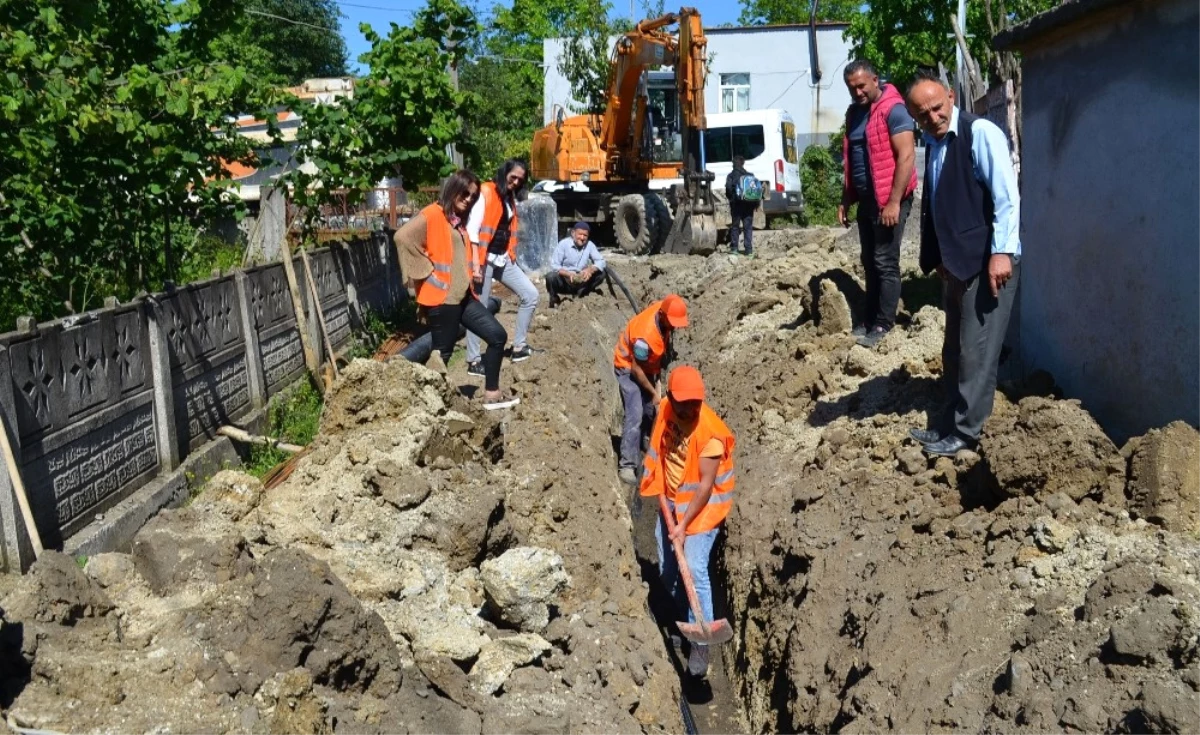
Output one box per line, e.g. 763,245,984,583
217,426,304,454
0,411,43,559
301,248,340,380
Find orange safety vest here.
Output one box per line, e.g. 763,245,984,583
477,182,519,263
640,399,736,534
415,204,473,307
613,300,669,375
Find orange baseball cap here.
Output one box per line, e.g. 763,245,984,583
667,365,705,402
660,294,689,328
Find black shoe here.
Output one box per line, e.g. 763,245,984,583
466,360,485,377
851,324,869,338
909,428,942,445
922,434,976,457
510,346,535,362
856,326,889,348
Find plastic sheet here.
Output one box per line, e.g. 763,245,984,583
517,196,559,274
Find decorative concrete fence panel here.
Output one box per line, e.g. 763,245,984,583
246,261,309,398
0,241,406,572
0,303,158,559
158,278,253,453
310,248,352,350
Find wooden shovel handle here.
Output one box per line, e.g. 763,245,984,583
658,493,712,636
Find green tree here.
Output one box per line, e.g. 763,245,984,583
245,0,349,84
459,0,622,174
0,0,281,326
738,0,860,24
289,0,475,217
557,0,623,115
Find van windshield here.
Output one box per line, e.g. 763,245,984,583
699,125,766,163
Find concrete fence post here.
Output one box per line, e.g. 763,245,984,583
234,271,268,410
145,298,181,473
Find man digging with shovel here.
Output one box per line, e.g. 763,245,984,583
640,366,735,679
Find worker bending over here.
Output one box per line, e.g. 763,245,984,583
640,366,735,679
613,294,689,485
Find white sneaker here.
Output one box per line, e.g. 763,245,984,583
618,467,637,485
687,643,709,677
482,393,520,411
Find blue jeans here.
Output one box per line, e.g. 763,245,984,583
655,499,719,626
466,260,539,362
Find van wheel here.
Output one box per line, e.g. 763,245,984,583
615,194,654,254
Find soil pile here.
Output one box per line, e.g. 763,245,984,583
1,354,682,734
622,228,1200,733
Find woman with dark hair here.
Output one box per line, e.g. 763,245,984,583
394,169,518,410
464,158,540,375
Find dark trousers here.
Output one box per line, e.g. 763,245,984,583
729,203,756,254
616,369,656,470
402,297,499,364
857,195,912,329
427,295,507,391
940,259,1021,440
545,269,605,302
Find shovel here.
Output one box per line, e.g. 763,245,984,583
658,493,733,645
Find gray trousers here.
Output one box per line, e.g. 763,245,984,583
941,259,1021,440
616,369,656,470
466,260,538,362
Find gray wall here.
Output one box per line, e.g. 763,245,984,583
0,235,404,571
542,24,854,145
1016,0,1199,440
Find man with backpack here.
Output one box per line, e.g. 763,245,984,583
724,155,762,257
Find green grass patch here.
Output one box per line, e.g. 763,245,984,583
245,380,324,478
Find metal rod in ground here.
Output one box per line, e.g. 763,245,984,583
217,426,304,454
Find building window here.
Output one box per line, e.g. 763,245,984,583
719,73,750,113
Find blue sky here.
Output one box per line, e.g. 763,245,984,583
334,0,744,74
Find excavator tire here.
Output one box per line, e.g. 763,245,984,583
646,192,672,253
615,194,654,254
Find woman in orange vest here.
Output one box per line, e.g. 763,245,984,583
393,169,519,410
464,159,540,374
639,366,735,679
614,294,689,485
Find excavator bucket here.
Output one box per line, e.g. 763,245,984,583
661,182,718,256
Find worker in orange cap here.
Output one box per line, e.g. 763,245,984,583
613,294,689,485
640,365,735,679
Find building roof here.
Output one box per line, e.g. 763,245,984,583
993,0,1138,50
706,21,850,34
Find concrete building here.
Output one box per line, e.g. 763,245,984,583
995,0,1199,440
543,23,855,147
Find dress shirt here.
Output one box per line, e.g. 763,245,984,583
924,105,1022,257
551,238,606,273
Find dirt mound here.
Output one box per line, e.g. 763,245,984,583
1124,421,1200,533
628,230,1200,733
1,351,682,733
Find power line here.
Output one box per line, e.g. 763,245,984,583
245,8,338,32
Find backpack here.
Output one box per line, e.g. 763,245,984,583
735,174,763,203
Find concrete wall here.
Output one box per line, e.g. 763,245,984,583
543,25,854,146
0,235,404,571
1016,0,1199,440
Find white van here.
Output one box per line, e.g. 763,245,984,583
697,109,803,218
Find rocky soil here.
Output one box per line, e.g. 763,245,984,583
2,221,1198,734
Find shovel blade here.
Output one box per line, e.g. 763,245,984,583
677,618,734,645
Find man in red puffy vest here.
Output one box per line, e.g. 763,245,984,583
837,60,918,349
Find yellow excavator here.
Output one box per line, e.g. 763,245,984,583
529,8,717,255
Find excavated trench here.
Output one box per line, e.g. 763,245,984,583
1,225,1198,735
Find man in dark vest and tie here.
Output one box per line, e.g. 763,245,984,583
906,74,1022,457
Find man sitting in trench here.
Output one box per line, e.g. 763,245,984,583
545,221,606,308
